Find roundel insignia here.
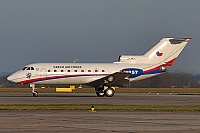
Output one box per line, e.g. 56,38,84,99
156,51,163,57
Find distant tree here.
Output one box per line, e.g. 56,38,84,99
130,72,193,88
170,72,193,87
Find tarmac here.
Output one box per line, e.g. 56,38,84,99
0,92,199,133
0,92,199,105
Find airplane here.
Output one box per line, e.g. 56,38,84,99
7,37,192,97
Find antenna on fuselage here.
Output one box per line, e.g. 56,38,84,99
73,59,79,63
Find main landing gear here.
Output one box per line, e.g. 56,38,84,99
30,84,38,97
95,86,115,97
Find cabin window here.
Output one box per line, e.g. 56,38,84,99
81,70,84,72
102,70,105,72
27,67,31,70
95,70,98,72
48,70,51,72
67,70,70,72
54,70,57,72
61,70,64,72
88,70,91,72
31,67,34,70
74,70,77,72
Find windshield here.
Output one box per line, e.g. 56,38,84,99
22,67,27,70
22,67,34,71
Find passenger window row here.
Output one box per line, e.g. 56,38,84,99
47,70,105,73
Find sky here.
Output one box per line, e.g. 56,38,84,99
0,0,199,74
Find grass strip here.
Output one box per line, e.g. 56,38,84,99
0,104,200,112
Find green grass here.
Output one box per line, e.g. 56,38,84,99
0,104,200,112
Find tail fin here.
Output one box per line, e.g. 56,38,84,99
144,38,191,66
118,38,192,66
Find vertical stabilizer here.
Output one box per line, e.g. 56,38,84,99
117,38,191,66
144,38,191,66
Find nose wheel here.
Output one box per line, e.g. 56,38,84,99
30,84,38,97
32,91,38,97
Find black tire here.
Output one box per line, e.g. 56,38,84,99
96,92,105,97
95,87,105,97
32,91,38,97
105,88,115,97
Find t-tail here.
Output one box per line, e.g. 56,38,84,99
118,38,192,66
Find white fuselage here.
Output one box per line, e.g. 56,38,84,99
7,62,161,85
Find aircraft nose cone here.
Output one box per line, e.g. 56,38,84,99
7,75,14,82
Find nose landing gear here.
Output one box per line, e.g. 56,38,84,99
30,84,38,97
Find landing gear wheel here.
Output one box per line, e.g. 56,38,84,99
96,91,105,97
32,91,38,97
105,88,115,97
95,87,105,97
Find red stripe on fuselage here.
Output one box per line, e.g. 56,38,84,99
18,74,109,84
163,58,177,66
143,58,177,73
143,66,161,74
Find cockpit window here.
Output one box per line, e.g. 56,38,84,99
22,67,27,70
22,67,35,71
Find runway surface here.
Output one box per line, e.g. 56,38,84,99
0,92,199,105
0,92,199,133
0,110,200,133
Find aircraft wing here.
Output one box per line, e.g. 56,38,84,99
87,72,131,87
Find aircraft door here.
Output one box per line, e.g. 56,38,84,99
40,68,47,78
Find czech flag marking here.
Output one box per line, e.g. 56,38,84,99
156,51,163,56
